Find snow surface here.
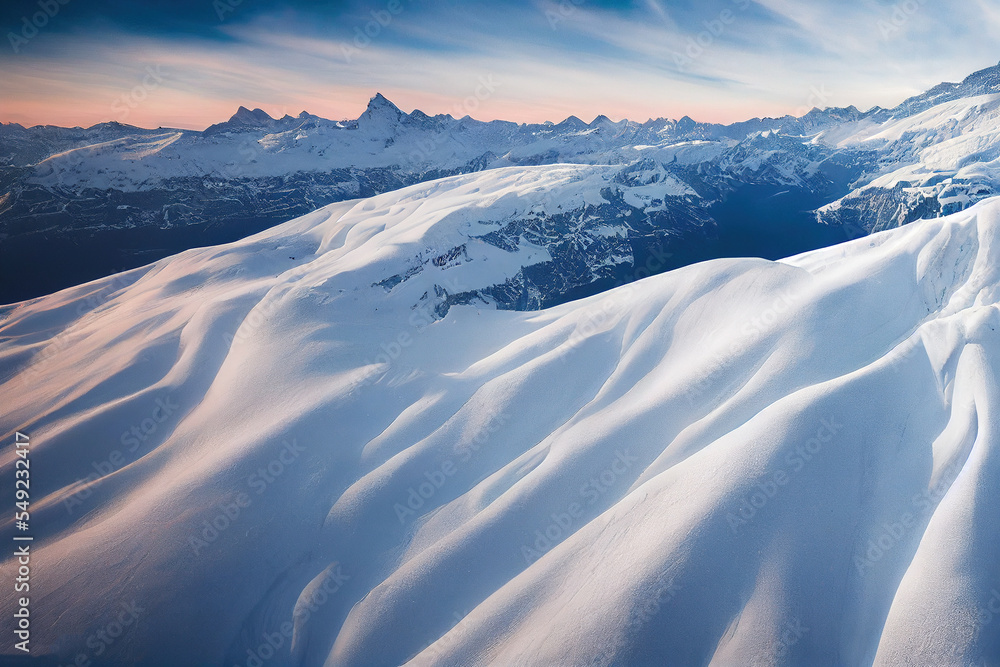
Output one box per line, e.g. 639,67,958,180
1,167,999,665
819,93,1000,221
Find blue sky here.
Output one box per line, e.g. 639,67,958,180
2,0,999,129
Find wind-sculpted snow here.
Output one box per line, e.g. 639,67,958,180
1,171,1000,665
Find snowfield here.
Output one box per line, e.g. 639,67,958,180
1,167,999,666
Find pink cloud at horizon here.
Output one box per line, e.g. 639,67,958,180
0,21,959,132
0,84,804,131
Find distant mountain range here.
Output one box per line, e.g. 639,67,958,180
2,61,1000,305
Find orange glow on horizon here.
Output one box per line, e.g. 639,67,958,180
0,92,796,131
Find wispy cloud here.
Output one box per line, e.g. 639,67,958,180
1,0,999,129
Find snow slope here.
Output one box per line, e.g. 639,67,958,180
1,169,999,666
820,93,1000,230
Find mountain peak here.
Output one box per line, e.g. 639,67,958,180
893,61,1000,118
357,93,405,132
367,93,402,115
201,106,279,136
556,115,587,130
230,106,275,125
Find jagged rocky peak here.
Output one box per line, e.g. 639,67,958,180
589,114,621,130
674,115,700,135
366,92,403,116
230,106,275,125
799,104,863,123
892,60,1000,117
202,106,280,136
357,92,406,133
563,115,589,128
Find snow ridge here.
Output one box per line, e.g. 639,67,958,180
1,173,999,665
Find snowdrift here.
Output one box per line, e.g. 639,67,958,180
1,167,999,666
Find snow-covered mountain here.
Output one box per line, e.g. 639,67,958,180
817,91,1000,234
2,165,999,665
6,62,1000,306
0,96,865,304
1,91,856,189
0,69,923,302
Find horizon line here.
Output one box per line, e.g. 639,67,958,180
0,94,898,134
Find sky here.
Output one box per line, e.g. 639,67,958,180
1,0,999,130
